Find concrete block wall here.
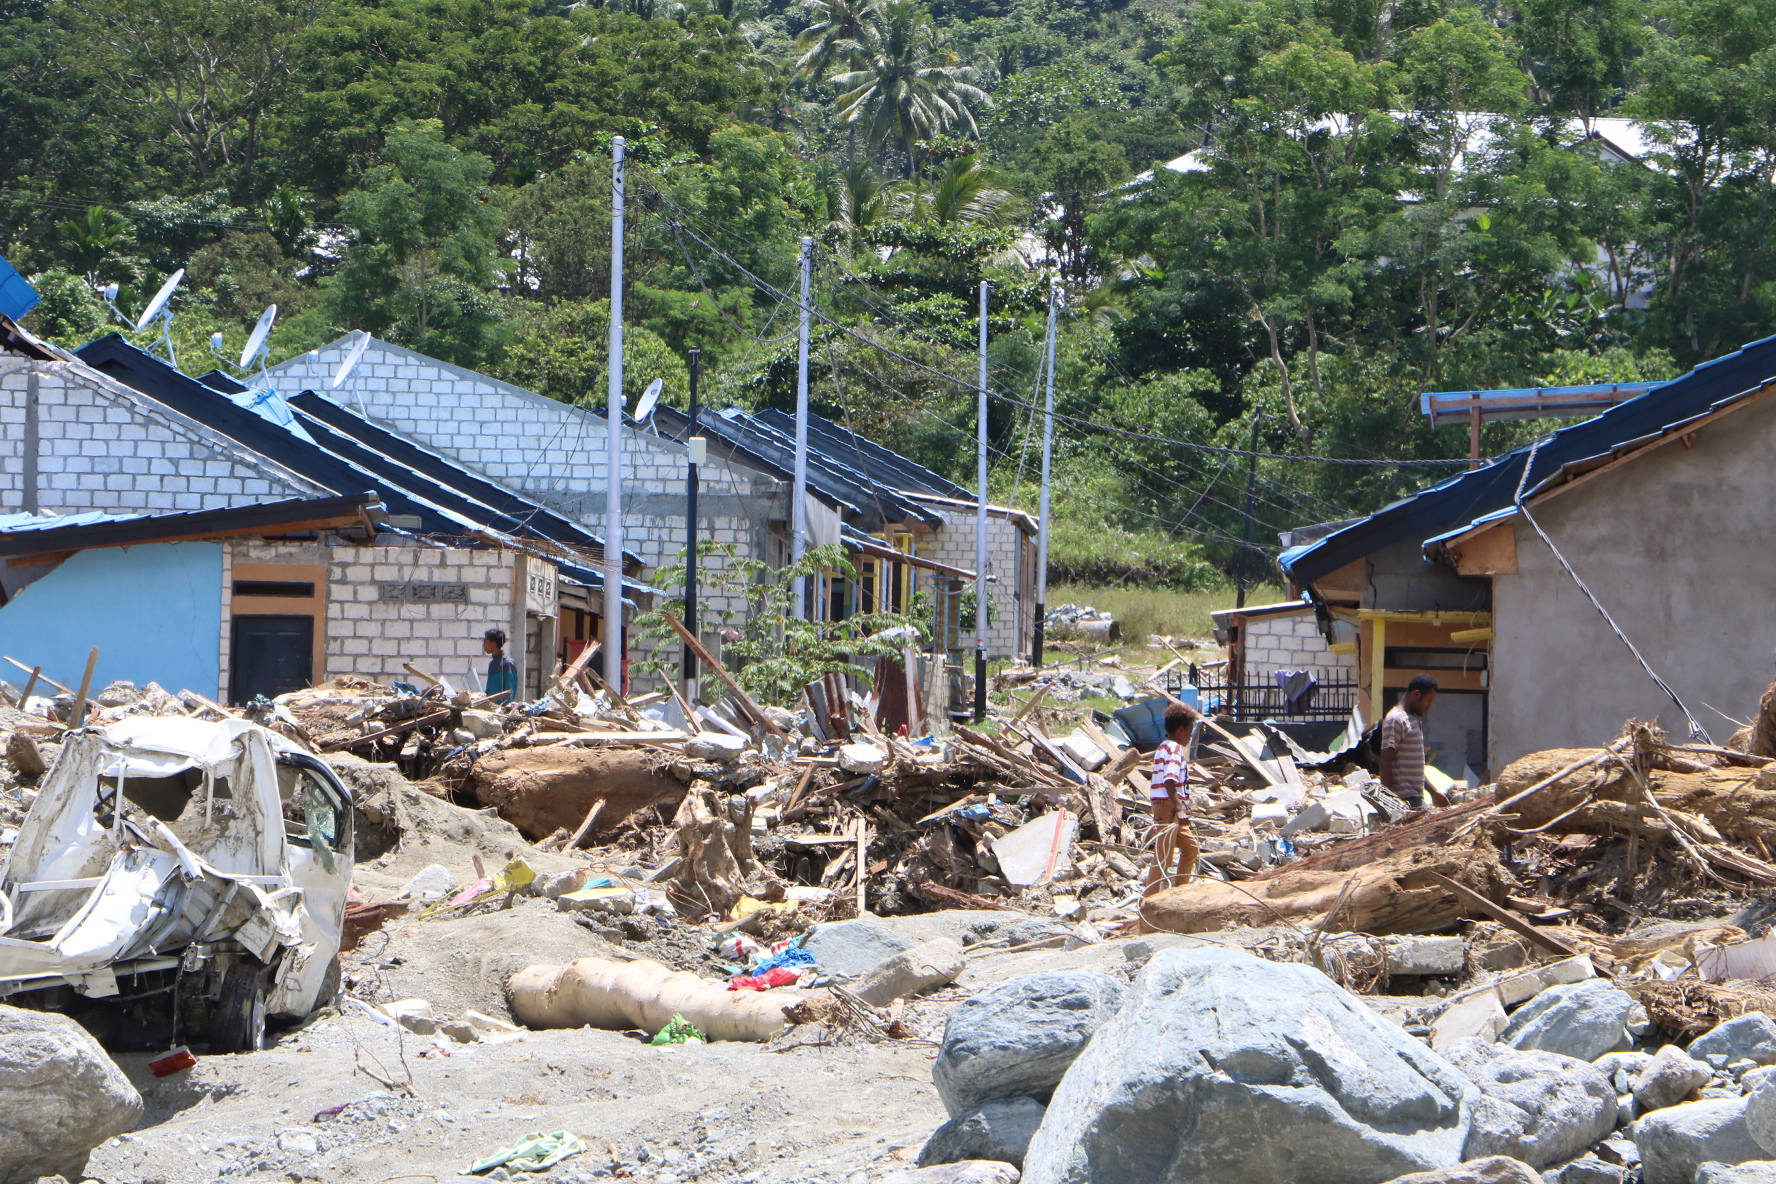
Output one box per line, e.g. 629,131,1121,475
269,339,775,649
916,509,1029,659
0,356,324,515
1243,611,1356,677
309,539,516,685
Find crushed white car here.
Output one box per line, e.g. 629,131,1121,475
0,716,353,1051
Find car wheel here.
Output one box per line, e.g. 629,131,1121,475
208,960,268,1054
318,952,342,1008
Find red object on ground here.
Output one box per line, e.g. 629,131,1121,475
149,1047,196,1077
727,966,800,992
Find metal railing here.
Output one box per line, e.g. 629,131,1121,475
1184,665,1361,722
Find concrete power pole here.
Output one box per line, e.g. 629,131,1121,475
604,136,626,693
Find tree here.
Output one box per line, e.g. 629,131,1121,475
795,0,879,78
56,206,134,285
828,0,990,171
1510,0,1643,124
1031,114,1128,283
328,121,504,364
494,298,689,408
67,0,321,197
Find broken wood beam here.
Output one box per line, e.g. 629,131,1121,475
1426,871,1579,958
660,612,786,737
5,656,71,696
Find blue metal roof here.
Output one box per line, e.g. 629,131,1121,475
1284,333,1776,586
0,254,40,322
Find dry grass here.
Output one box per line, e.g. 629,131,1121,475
1048,582,1289,645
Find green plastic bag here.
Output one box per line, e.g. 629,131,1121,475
468,1129,585,1174
649,1013,706,1046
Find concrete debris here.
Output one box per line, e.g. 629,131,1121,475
0,1004,144,1184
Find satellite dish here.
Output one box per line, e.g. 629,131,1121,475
633,377,664,423
210,331,225,352
331,330,371,389
238,304,277,368
135,268,184,330
102,282,119,302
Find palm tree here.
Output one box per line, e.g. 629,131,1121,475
794,0,877,79
892,155,1015,225
827,0,989,173
823,155,900,234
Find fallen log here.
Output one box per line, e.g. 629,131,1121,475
507,956,802,1041
471,746,690,839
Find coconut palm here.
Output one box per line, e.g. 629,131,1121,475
827,0,989,172
892,155,1015,225
824,155,900,234
794,0,878,79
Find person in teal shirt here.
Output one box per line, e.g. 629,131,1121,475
483,628,518,703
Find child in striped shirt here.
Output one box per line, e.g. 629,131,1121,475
1144,703,1201,898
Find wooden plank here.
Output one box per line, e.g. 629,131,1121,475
1426,872,1578,958
70,647,98,729
4,656,71,695
660,612,786,737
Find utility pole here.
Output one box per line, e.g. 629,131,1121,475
974,280,990,723
604,135,626,694
1235,410,1263,609
1032,281,1058,668
790,236,813,619
683,348,701,707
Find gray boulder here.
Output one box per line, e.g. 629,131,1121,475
1745,1077,1776,1155
1020,948,1479,1184
933,971,1125,1117
1697,1162,1776,1183
855,939,967,1007
0,1005,144,1184
1544,1157,1626,1184
1380,1158,1544,1184
877,1163,1021,1184
920,1098,1047,1169
1596,1052,1656,1095
1502,981,1637,1062
1636,1046,1715,1114
1636,1098,1767,1184
1693,1016,1776,1069
803,918,918,977
1444,1038,1617,1168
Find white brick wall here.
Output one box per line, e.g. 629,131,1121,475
1244,611,1356,677
0,355,325,516
916,507,1029,660
324,540,515,684
269,338,770,639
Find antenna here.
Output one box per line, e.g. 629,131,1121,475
632,377,664,426
134,268,185,371
239,304,277,369
331,330,372,417
100,282,134,330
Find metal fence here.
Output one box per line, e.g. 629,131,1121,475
1181,665,1361,722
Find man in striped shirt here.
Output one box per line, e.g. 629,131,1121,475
1381,673,1448,811
1144,703,1201,897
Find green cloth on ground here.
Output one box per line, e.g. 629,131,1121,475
649,1013,706,1045
467,1130,585,1174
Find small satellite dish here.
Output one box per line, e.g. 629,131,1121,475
210,331,225,352
332,330,371,389
633,377,664,423
135,268,184,331
102,282,119,302
238,304,277,368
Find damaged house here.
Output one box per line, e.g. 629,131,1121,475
0,314,651,703
1280,333,1776,776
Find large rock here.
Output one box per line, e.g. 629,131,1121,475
1502,981,1636,1062
1744,1076,1776,1154
1697,1162,1776,1183
933,971,1125,1117
1020,949,1480,1184
855,939,967,1007
1636,1098,1767,1184
877,1163,1021,1184
1380,1157,1544,1184
1443,1039,1617,1168
1545,1157,1625,1184
1692,1016,1776,1068
920,1098,1047,1169
0,1005,144,1184
1637,1046,1715,1114
804,919,919,978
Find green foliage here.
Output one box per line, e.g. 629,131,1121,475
493,298,689,408
635,543,925,706
19,270,109,344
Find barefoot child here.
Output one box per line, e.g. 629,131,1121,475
1145,703,1202,896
